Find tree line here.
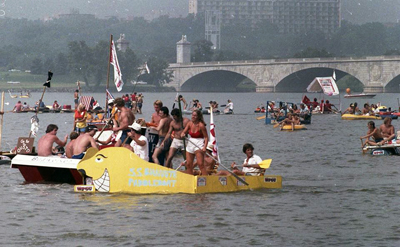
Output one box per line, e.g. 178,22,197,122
1,13,400,88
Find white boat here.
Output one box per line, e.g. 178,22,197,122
344,93,376,98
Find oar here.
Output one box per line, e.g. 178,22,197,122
184,137,249,186
96,109,116,139
256,115,266,120
0,91,4,150
235,159,272,169
273,123,280,128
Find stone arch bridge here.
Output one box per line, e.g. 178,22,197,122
168,56,400,92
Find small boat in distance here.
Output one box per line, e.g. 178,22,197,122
344,93,376,98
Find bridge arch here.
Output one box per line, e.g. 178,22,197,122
274,67,364,92
180,69,256,92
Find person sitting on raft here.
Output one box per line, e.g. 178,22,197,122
279,113,299,131
324,100,333,113
379,117,395,145
182,143,219,175
362,103,373,115
37,124,68,156
217,143,264,176
360,121,384,147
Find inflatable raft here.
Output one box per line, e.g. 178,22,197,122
341,114,381,120
281,124,307,131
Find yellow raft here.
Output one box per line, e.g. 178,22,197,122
75,147,282,194
281,124,307,131
341,114,381,120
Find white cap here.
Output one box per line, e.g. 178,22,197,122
128,122,142,132
108,99,114,104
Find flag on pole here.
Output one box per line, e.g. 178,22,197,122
106,88,115,100
110,40,124,92
209,107,220,163
332,70,336,81
145,62,150,74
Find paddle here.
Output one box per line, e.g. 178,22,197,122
256,115,266,120
96,109,116,139
184,137,249,186
0,91,4,150
235,159,272,169
273,123,280,128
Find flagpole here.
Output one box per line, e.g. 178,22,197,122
178,98,186,161
105,34,113,115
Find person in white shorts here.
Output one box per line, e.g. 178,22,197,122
162,108,189,168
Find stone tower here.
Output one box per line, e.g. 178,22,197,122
116,34,129,52
176,35,191,64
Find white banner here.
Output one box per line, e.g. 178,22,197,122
110,40,124,92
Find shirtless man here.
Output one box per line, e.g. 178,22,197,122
150,100,163,126
342,103,355,115
72,125,99,159
112,97,135,147
362,103,372,115
151,106,172,165
163,108,190,168
37,124,68,156
360,121,384,147
65,132,79,158
379,117,395,145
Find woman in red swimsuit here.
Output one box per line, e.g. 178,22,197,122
181,110,208,175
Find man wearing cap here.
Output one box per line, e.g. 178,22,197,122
128,122,149,161
71,125,99,159
113,97,135,147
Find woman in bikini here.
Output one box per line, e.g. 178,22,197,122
181,109,208,175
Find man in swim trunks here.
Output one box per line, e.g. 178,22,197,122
360,121,384,147
37,124,68,156
151,106,172,165
379,117,395,145
74,89,79,109
113,97,135,147
163,108,190,168
72,125,99,159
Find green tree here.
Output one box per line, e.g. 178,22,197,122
120,47,141,84
138,56,173,87
30,57,44,74
68,41,93,88
192,39,214,62
54,52,69,75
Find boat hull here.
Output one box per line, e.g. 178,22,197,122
76,147,282,194
341,114,381,120
11,155,82,184
281,124,307,131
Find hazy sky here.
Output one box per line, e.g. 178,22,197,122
2,0,400,24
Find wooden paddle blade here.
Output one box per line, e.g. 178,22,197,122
273,123,280,128
256,115,266,120
258,159,272,169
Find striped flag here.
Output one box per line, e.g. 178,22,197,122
110,40,124,92
209,107,220,163
106,88,114,100
80,96,93,111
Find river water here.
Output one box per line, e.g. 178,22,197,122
1,91,400,246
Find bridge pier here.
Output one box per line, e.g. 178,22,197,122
256,86,275,93
363,85,384,93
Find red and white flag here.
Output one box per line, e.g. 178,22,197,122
110,40,124,92
209,107,220,163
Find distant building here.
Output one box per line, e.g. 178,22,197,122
177,35,191,64
189,0,341,33
116,34,130,52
